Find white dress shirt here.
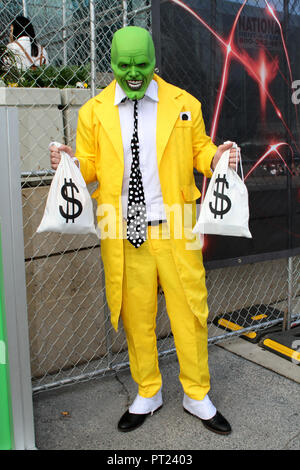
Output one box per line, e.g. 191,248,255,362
115,80,167,222
7,37,49,70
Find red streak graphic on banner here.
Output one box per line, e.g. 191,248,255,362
244,142,293,180
211,0,247,141
240,48,279,118
265,1,293,83
169,0,296,191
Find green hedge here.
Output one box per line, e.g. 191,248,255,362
0,44,91,88
13,64,91,88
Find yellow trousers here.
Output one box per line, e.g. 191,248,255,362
121,223,210,401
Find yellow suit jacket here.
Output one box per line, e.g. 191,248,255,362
75,74,217,331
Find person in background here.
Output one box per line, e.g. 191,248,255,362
7,15,49,70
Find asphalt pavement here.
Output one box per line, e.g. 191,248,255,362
32,336,300,452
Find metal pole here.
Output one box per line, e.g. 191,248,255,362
90,0,96,98
151,0,162,74
62,0,67,66
210,0,217,126
0,108,36,450
284,0,293,331
0,222,13,450
287,257,293,330
122,0,128,27
22,0,27,17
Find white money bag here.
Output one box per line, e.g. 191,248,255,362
37,142,99,237
193,144,252,238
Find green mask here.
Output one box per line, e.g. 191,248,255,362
111,26,156,100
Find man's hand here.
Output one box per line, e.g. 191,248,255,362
211,141,240,171
49,144,75,170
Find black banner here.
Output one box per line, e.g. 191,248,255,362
155,0,300,266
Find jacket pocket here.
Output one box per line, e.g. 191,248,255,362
174,120,193,129
181,184,201,202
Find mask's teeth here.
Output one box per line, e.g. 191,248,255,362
127,80,143,90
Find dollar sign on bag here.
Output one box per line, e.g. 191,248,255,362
59,178,83,223
209,174,232,219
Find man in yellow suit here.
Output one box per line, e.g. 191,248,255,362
50,26,239,435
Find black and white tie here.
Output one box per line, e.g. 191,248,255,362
126,100,147,248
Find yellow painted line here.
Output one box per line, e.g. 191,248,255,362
251,314,267,321
218,319,256,339
263,338,300,362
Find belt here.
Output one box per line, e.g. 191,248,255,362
147,219,167,226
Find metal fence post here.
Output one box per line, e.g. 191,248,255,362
210,0,217,126
284,0,293,331
22,0,27,17
287,256,293,330
90,0,96,97
123,0,128,27
0,222,13,450
0,107,36,450
62,0,68,65
151,0,162,74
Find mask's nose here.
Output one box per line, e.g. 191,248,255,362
128,65,139,78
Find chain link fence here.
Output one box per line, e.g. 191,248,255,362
0,0,299,394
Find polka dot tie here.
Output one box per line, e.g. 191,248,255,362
126,100,147,248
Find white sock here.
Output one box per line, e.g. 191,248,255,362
129,388,163,415
183,393,217,420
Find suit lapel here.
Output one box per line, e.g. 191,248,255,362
92,76,184,169
155,75,184,168
93,81,124,167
